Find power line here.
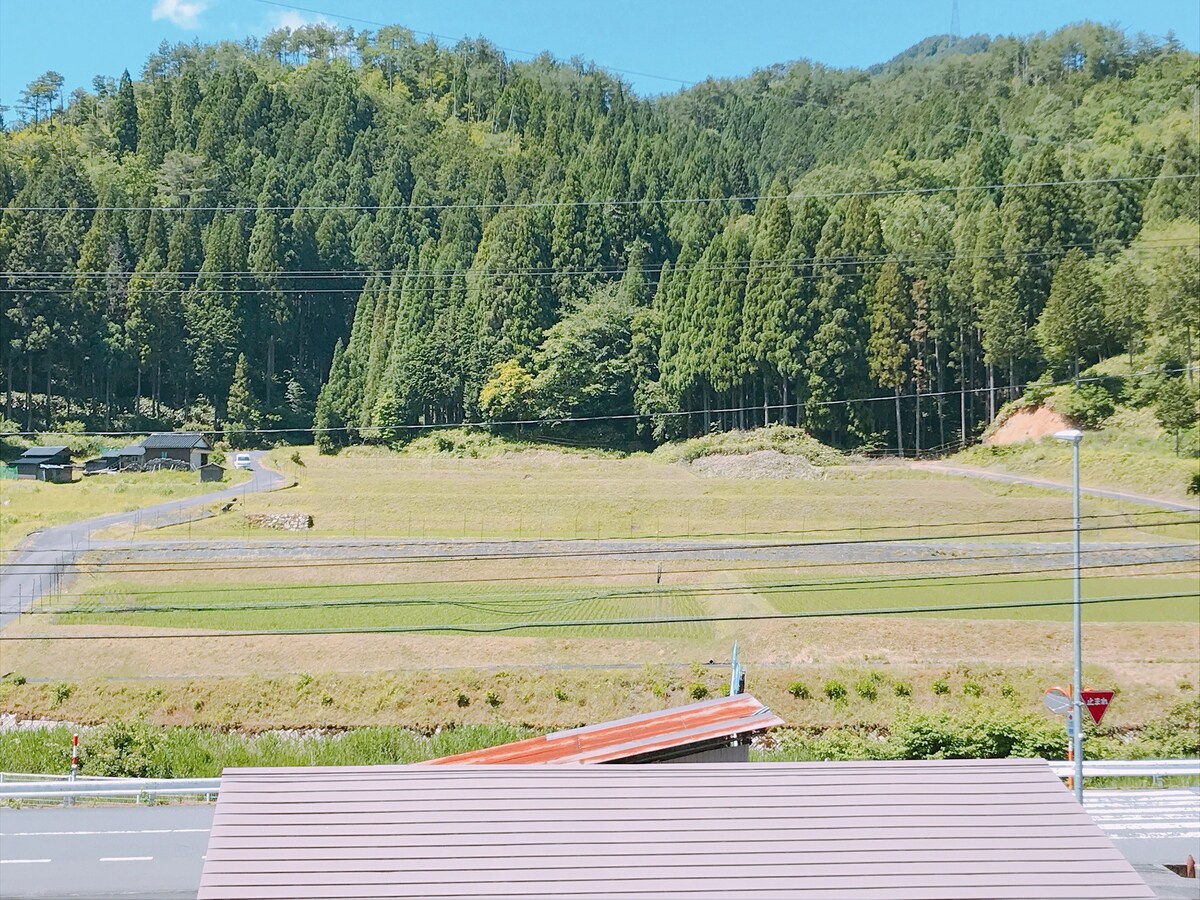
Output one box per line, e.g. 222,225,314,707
4,236,1190,281
5,173,1193,213
1,590,1191,640
8,508,1186,556
19,556,1195,616
4,365,1193,439
29,542,1193,603
12,518,1195,573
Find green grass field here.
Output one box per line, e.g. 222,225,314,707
131,444,1182,544
48,579,716,639
0,468,251,552
752,573,1200,622
39,570,1196,638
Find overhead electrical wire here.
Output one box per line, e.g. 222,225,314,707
8,517,1195,573
4,236,1191,280
21,541,1194,607
6,173,1194,213
7,507,1188,556
0,590,1192,640
5,365,1196,438
15,555,1196,617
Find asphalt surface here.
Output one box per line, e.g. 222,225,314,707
0,453,285,629
914,462,1200,513
0,789,1195,899
0,805,211,899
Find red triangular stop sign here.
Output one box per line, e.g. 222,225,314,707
1081,690,1115,725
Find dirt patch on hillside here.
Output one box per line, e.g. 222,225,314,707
985,406,1073,445
689,450,823,480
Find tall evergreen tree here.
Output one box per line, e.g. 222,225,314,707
868,260,912,456
112,70,139,157
1037,249,1105,384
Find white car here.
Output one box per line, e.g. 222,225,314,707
233,453,252,469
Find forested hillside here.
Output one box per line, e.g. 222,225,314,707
1,23,1196,451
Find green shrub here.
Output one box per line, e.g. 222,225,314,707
1140,698,1200,756
963,680,984,697
689,683,710,701
893,681,912,698
320,694,334,706
824,680,847,702
1000,683,1017,698
932,678,950,695
295,674,314,690
6,674,27,686
455,692,470,708
1020,377,1055,407
51,682,73,706
84,721,172,778
787,681,811,700
1054,383,1115,428
553,687,570,702
855,679,877,701
485,691,501,708
892,709,1063,760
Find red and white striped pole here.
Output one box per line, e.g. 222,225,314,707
70,734,78,781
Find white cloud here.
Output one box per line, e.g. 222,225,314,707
152,0,208,29
273,9,330,30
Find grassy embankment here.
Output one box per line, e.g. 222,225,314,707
954,357,1200,502
1,673,1195,777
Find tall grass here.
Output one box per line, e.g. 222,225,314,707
0,723,538,777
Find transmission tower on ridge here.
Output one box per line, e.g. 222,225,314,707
950,0,961,46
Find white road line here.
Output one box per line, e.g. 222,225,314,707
99,856,153,862
0,828,209,837
1,859,52,864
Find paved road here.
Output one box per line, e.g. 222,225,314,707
1085,788,1200,865
1,789,1195,899
0,805,211,899
914,462,1200,513
0,453,285,629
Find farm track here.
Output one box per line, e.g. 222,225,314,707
912,462,1200,513
0,453,286,629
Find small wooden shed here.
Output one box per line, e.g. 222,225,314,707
12,446,71,479
198,462,226,483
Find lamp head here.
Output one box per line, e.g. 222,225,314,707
1052,428,1084,444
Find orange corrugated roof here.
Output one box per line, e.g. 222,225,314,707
425,693,783,765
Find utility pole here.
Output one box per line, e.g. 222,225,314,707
1054,428,1085,803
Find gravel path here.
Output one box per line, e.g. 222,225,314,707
913,462,1200,512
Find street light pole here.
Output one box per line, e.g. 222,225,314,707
1054,428,1085,803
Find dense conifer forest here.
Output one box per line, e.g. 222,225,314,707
1,23,1196,451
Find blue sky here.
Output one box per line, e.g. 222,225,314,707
2,0,1198,108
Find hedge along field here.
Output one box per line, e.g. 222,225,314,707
752,573,1200,622
126,444,1174,545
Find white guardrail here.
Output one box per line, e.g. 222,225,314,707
0,773,220,802
0,760,1195,801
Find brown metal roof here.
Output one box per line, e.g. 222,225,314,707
198,759,1152,900
426,693,783,765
